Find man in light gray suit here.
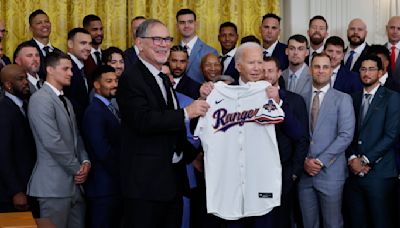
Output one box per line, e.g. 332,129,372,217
176,8,218,83
298,53,355,228
282,34,312,99
14,41,43,94
27,51,90,228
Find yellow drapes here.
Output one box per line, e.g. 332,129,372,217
0,0,279,59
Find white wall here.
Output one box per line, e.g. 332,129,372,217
280,0,400,45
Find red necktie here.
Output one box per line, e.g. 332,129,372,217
391,46,396,72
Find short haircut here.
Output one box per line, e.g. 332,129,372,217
311,52,331,65
235,42,263,63
102,46,125,64
136,19,164,38
92,65,116,82
240,35,261,44
201,53,223,71
29,9,47,26
45,50,71,69
170,45,188,57
324,36,345,51
309,15,328,30
366,44,390,62
287,34,309,47
13,41,38,63
67,27,90,40
362,55,383,71
263,56,281,69
83,14,101,28
262,13,281,23
176,8,196,21
219,22,238,33
131,16,146,24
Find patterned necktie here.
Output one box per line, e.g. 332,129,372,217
311,90,321,132
158,72,174,109
344,50,355,70
391,46,396,73
58,95,70,116
94,51,101,65
360,93,372,124
108,103,121,122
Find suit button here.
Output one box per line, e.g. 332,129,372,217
310,141,314,145
358,140,362,145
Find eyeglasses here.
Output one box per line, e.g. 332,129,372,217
359,67,379,73
140,36,174,45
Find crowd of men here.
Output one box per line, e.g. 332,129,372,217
1,7,400,228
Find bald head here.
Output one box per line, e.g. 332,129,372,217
347,18,367,48
387,16,400,44
0,20,5,42
0,64,30,98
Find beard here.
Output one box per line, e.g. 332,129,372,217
348,35,365,47
13,87,31,100
92,37,103,46
310,33,324,45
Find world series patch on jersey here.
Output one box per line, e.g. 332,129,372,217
194,81,284,220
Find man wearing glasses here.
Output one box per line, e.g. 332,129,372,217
344,55,400,228
117,19,209,227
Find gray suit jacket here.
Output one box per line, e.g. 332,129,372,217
303,88,355,181
282,64,312,99
185,38,218,83
27,83,88,197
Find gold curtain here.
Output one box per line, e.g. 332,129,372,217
0,0,279,59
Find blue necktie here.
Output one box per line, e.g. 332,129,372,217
344,50,355,70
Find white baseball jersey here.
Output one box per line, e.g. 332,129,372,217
194,81,284,220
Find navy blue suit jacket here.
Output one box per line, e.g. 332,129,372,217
124,46,139,67
333,66,363,94
276,89,309,189
0,96,36,205
348,86,400,178
349,44,370,73
83,97,121,197
175,75,201,99
272,42,289,70
223,57,240,82
25,39,62,80
64,59,89,130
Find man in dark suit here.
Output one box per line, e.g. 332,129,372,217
263,57,309,228
260,13,288,70
218,22,240,82
344,18,369,73
345,55,400,228
169,45,200,99
177,8,218,83
125,16,146,67
117,19,209,227
324,36,363,94
366,44,400,92
385,16,400,79
26,9,62,80
306,15,329,66
14,41,43,94
0,65,37,214
64,28,92,130
83,14,104,83
82,65,121,228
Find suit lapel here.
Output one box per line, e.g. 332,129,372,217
139,61,167,109
296,66,311,93
361,86,385,129
312,88,333,134
282,70,289,88
333,66,345,88
43,84,74,129
187,39,202,71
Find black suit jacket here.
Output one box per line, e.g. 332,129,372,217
333,65,363,94
64,59,89,130
25,39,62,80
124,46,139,67
275,89,309,193
223,57,240,82
83,54,99,87
272,42,289,70
348,86,400,179
1,54,11,65
175,75,201,99
349,44,370,73
0,96,36,204
116,60,198,201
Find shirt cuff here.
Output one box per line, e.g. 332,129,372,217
315,158,324,167
82,160,91,165
361,155,370,164
348,155,357,162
